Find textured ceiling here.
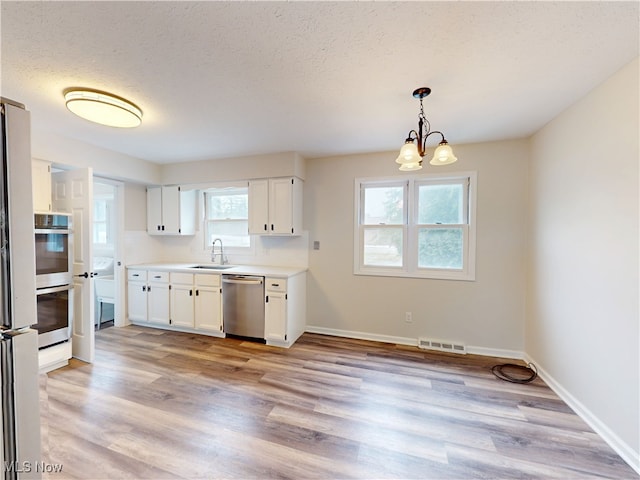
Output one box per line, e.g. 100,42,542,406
1,1,638,164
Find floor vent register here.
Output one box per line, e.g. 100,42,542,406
418,338,467,354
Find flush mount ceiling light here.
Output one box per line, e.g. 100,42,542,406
63,88,142,128
395,87,457,171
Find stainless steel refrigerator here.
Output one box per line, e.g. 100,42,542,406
0,98,42,479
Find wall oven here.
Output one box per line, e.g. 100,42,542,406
34,284,73,348
35,212,72,289
34,213,73,348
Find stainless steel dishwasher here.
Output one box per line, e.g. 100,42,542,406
222,275,265,339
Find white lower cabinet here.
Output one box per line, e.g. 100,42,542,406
194,274,222,332
127,269,170,325
264,273,306,347
127,270,148,322
264,278,288,342
148,272,170,325
170,273,195,328
127,267,304,346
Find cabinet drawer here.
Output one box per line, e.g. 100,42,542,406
128,269,147,282
171,272,193,285
265,278,287,292
195,273,220,287
148,271,169,283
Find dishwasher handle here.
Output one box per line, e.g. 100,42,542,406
222,276,263,286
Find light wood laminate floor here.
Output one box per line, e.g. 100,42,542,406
42,325,637,479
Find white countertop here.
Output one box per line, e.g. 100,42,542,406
127,263,307,278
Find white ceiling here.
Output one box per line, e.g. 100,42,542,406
1,1,638,164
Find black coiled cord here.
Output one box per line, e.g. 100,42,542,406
491,362,538,384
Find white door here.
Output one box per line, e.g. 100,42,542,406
52,168,94,363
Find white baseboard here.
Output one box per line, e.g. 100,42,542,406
304,325,524,359
466,345,524,359
524,353,640,476
305,326,417,346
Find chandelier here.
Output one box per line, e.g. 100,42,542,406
395,87,457,171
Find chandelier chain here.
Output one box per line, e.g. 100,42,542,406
418,97,431,137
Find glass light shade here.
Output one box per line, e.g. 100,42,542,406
399,161,422,171
395,141,422,167
429,142,457,166
64,89,142,128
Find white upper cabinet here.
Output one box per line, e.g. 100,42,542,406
32,159,52,212
147,185,196,235
249,177,303,236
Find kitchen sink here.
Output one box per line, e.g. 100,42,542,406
190,265,234,270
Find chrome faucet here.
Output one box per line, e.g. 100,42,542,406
211,238,228,265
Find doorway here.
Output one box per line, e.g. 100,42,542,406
93,178,124,330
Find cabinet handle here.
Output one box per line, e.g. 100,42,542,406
265,295,269,303
189,289,193,296
264,223,267,231
271,224,274,231
148,286,151,292
271,283,279,287
157,225,161,231
195,290,199,296
142,285,146,292
161,225,165,231
133,274,140,277
154,275,161,279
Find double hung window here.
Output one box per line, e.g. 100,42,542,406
204,186,250,249
355,172,476,280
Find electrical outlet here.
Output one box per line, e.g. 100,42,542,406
405,312,412,323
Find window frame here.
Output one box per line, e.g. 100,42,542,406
202,183,252,253
93,194,114,247
354,171,477,281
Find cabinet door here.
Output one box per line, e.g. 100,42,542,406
127,281,148,322
195,286,222,332
264,291,287,341
171,283,195,328
147,186,163,234
248,179,269,234
161,185,181,234
32,159,52,212
148,282,170,325
269,178,293,234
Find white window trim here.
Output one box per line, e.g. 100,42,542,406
353,171,477,281
200,182,254,255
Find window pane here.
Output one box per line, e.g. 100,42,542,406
207,220,250,247
418,184,463,224
94,200,107,221
363,227,403,266
418,228,463,269
363,186,404,225
207,192,248,220
204,187,250,249
93,223,107,244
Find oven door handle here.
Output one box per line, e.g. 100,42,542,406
36,284,72,295
34,228,72,235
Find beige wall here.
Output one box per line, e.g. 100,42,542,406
304,139,529,354
160,151,306,184
123,183,147,231
32,131,161,184
527,57,639,467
